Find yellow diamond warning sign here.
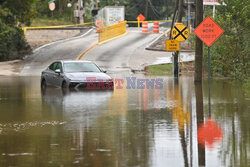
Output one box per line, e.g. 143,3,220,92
171,23,189,42
166,40,180,51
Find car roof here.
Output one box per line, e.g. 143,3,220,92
60,60,93,63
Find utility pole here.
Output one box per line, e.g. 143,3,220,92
73,0,85,24
177,0,183,22
194,0,203,82
170,0,179,39
74,0,78,24
187,0,191,27
173,0,183,78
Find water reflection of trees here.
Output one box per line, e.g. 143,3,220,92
1,77,249,166
205,80,250,167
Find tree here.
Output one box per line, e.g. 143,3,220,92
0,0,35,60
99,0,175,21
0,0,37,26
207,0,249,81
34,0,74,19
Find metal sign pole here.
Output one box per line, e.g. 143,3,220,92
213,5,215,18
208,47,210,82
138,17,140,28
208,46,211,117
179,43,181,75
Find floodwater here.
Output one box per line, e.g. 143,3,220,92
0,75,249,167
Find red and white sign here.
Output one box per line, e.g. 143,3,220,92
203,0,223,5
49,2,55,11
194,16,224,47
136,14,146,22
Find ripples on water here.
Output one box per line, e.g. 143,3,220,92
0,76,249,167
0,121,66,134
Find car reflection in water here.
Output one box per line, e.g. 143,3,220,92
41,87,113,128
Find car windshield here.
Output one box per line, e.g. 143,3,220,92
64,62,101,73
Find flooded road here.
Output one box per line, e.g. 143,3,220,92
0,75,249,167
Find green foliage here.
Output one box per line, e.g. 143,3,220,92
0,20,31,61
31,0,176,25
0,0,37,26
203,0,250,81
33,0,75,23
100,0,175,21
0,1,32,61
31,17,73,26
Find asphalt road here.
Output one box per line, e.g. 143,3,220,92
20,28,98,76
20,28,162,76
84,29,161,73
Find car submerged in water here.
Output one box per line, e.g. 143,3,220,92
41,60,114,89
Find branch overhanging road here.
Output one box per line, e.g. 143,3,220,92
20,27,165,76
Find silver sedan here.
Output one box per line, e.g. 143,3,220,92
41,60,114,89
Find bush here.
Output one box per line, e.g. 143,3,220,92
202,0,250,82
0,20,31,61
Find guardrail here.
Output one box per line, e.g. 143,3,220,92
98,21,127,43
126,20,173,23
23,22,93,35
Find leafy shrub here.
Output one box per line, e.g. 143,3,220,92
0,20,31,61
203,0,250,81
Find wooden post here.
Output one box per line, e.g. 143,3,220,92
194,0,204,82
173,0,183,78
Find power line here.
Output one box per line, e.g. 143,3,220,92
148,0,161,18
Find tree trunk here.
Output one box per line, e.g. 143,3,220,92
177,0,183,22
194,0,203,82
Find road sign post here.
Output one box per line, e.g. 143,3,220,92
194,16,224,113
194,16,224,81
136,14,146,29
138,17,140,28
170,23,189,77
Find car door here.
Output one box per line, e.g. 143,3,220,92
53,62,64,87
47,62,58,86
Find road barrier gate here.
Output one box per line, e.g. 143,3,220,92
98,21,127,43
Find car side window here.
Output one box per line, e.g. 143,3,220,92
56,62,63,72
49,62,57,71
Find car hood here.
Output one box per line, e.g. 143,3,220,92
65,72,112,82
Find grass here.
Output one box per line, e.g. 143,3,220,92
30,17,74,27
145,62,195,76
145,64,172,76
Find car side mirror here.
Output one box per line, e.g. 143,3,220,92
55,69,61,74
102,69,107,73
